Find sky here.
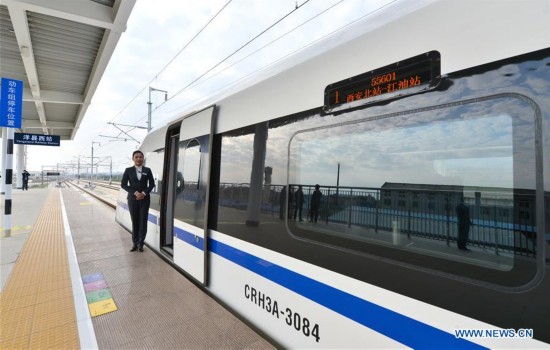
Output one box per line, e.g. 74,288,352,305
7,0,396,174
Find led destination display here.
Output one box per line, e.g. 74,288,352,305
324,51,441,108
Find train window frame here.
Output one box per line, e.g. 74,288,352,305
183,139,201,189
286,93,544,291
144,148,164,212
174,138,207,227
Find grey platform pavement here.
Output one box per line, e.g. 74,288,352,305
1,186,51,290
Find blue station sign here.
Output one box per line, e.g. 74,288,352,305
0,77,23,128
14,132,60,147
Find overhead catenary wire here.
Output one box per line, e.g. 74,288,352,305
156,0,345,118
97,0,396,154
73,1,397,167
107,0,233,126
132,0,316,126
167,0,311,102
138,0,399,125
78,1,234,157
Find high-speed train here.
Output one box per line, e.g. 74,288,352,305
116,0,550,348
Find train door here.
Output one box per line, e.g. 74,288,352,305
160,125,180,256
172,106,214,285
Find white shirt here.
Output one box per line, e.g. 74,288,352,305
134,166,146,197
135,166,143,180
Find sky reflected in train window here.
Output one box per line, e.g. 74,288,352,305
288,96,537,274
290,114,515,190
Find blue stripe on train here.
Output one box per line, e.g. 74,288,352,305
174,226,203,249
117,201,158,225
210,238,484,349
118,204,484,349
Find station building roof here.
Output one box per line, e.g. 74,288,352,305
0,0,135,140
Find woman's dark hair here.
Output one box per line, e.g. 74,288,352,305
132,150,144,158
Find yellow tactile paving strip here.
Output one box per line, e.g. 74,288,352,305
0,189,80,349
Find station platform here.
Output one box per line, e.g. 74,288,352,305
1,186,274,349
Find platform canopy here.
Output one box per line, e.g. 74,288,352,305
0,0,136,140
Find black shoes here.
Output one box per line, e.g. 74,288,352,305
131,245,144,252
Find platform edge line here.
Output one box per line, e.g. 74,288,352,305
60,188,99,350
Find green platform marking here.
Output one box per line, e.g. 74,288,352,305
85,288,112,304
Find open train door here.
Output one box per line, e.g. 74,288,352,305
172,106,215,285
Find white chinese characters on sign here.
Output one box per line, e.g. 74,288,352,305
6,80,18,126
1,78,23,128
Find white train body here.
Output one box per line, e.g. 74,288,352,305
117,0,550,348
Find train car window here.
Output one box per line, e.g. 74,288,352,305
174,138,206,227
145,149,164,212
287,95,539,287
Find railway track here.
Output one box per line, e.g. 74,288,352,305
65,180,118,208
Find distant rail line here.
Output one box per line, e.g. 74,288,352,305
65,180,117,208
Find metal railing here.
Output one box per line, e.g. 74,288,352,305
216,183,537,257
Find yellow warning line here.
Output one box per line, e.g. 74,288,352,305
0,189,80,349
0,225,33,232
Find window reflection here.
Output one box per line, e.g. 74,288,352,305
183,140,201,188
174,139,205,227
144,149,163,211
288,96,537,270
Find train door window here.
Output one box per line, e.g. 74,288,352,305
144,149,164,212
288,94,540,288
174,138,206,227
